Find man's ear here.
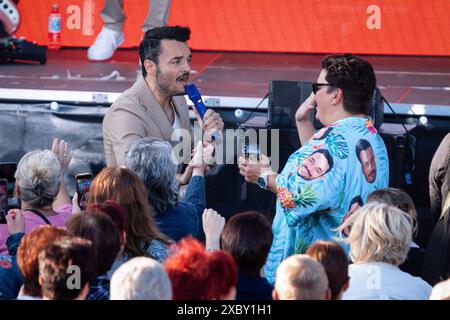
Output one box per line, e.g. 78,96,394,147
331,88,344,106
143,59,157,77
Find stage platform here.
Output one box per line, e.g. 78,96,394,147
1,49,450,116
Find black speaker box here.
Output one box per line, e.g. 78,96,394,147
378,124,413,190
267,80,313,128
267,80,384,130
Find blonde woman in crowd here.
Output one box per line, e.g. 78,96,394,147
339,202,431,300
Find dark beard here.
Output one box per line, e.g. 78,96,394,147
156,69,185,96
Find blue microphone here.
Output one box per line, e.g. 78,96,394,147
185,84,221,142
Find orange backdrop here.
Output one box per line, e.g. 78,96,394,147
14,0,450,56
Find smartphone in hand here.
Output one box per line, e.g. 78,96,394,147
0,179,8,224
242,143,260,162
75,173,93,211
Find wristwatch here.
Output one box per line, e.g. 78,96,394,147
258,171,274,190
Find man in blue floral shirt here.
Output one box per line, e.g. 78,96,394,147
239,54,389,284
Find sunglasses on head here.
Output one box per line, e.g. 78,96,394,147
312,82,337,94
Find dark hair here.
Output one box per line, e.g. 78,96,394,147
17,226,70,297
164,237,238,300
321,54,376,115
38,236,96,300
311,149,334,173
220,211,273,274
66,212,121,276
355,139,373,162
306,241,349,300
139,26,191,77
349,195,363,209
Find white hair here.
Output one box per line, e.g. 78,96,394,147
337,202,413,265
124,137,178,214
15,150,61,207
110,257,172,300
275,254,329,300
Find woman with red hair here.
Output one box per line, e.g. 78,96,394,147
164,237,238,300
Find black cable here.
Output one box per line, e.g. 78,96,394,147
382,96,415,187
382,96,409,136
238,93,269,126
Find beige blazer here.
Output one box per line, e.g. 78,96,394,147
103,77,191,167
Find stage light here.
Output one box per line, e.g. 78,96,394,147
50,101,59,111
419,116,428,126
234,109,244,119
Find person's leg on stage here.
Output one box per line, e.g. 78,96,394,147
142,0,172,32
87,0,126,61
137,0,172,67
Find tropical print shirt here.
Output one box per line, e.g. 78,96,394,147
264,116,389,284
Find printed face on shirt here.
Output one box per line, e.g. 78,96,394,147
154,39,192,97
342,200,362,237
358,146,377,183
298,151,331,180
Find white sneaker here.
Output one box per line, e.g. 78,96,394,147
87,27,125,61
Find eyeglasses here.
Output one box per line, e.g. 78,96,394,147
312,82,336,94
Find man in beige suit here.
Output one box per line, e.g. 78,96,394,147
103,26,224,182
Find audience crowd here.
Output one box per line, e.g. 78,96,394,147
0,132,447,301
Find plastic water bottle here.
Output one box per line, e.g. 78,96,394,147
48,4,61,49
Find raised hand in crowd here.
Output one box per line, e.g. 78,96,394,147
178,141,214,185
6,209,25,235
51,138,73,211
51,138,72,175
202,208,225,251
191,141,214,173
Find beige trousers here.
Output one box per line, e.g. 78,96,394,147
101,0,172,32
